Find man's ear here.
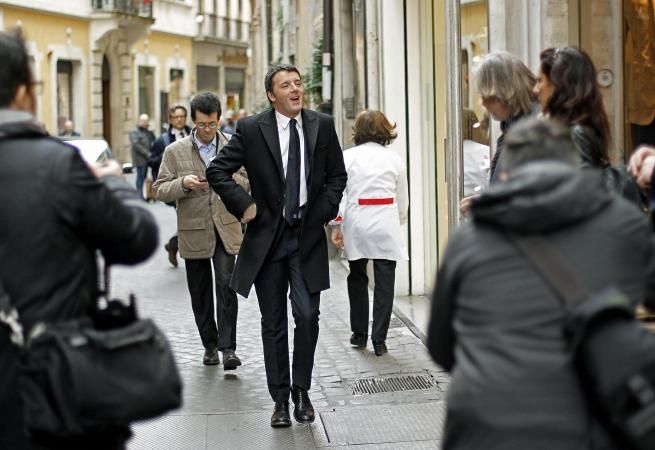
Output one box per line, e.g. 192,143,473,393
266,91,275,104
499,171,509,182
10,84,35,113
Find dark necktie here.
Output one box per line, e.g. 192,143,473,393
285,118,301,225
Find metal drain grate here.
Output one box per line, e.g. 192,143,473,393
347,373,438,395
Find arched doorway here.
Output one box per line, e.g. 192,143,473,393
102,55,111,147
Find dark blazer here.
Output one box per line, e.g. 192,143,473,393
206,108,347,296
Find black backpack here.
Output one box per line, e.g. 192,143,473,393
511,233,655,450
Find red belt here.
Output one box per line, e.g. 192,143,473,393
358,197,394,205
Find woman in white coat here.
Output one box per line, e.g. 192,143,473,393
331,110,409,356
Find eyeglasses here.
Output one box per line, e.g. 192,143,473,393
196,122,218,129
170,115,186,119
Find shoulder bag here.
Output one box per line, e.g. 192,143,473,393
510,233,655,450
0,264,182,438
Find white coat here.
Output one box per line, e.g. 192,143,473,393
337,142,409,261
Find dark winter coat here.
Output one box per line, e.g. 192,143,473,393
129,126,155,167
148,125,192,181
0,109,158,449
206,108,347,296
571,124,649,212
428,161,655,450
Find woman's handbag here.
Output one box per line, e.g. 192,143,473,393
0,266,182,438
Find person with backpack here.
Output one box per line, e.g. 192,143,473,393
149,105,192,267
428,118,655,450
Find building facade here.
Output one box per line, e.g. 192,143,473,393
250,0,636,299
0,0,252,162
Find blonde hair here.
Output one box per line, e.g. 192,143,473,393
473,51,536,116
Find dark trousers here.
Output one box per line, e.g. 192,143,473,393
347,258,397,342
135,164,147,199
184,232,237,351
254,221,320,402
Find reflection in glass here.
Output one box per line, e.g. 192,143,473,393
460,0,490,197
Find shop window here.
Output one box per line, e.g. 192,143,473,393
57,60,73,133
197,65,219,93
169,68,184,107
138,66,155,118
460,0,489,196
225,67,245,111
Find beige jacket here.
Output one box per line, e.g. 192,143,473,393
153,132,247,259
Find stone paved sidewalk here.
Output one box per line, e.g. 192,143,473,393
111,201,448,449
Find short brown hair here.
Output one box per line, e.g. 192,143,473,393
352,110,397,146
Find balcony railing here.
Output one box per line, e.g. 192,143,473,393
197,14,248,43
91,0,153,19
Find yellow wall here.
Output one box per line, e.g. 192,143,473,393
2,7,90,133
132,31,193,103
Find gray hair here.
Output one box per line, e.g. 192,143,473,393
473,51,537,116
503,118,579,171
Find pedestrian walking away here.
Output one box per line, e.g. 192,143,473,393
330,110,408,357
206,63,347,428
0,28,159,450
129,113,156,199
149,104,193,268
428,118,655,450
153,92,248,371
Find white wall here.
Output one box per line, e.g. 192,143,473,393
151,0,196,37
379,0,410,296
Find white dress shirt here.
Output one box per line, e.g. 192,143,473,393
275,110,307,211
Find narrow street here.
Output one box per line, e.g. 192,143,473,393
110,199,448,449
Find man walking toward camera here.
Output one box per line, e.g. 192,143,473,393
149,105,192,268
154,92,247,370
207,64,347,427
129,113,155,199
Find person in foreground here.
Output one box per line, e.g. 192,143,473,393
331,110,408,356
0,29,159,450
206,63,347,427
154,92,246,371
428,118,655,450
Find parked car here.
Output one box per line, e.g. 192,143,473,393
60,138,132,173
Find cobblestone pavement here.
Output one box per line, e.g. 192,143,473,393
111,201,448,449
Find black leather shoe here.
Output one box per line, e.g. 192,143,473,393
270,401,291,428
222,349,242,370
350,332,367,348
373,340,387,356
203,348,219,365
291,387,315,423
164,242,178,268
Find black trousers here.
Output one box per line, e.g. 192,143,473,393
184,231,237,351
347,258,397,342
254,220,320,402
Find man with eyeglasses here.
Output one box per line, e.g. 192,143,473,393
154,92,248,371
149,105,192,267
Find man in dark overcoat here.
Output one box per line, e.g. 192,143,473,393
206,63,347,427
